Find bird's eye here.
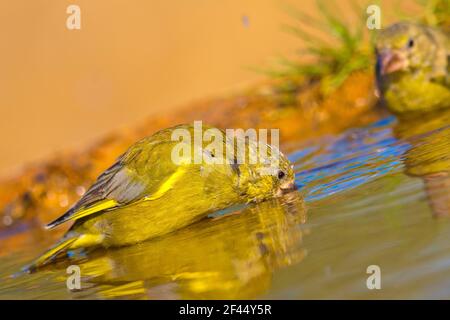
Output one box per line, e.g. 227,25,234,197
277,170,286,180
205,150,215,158
407,38,414,48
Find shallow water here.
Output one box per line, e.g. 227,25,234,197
0,109,449,299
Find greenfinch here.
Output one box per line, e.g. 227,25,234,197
27,124,295,271
375,21,450,114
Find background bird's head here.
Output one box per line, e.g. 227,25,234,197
375,22,439,80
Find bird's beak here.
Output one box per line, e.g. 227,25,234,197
377,49,408,75
276,181,297,196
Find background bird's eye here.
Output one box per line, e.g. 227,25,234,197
277,170,286,179
407,38,414,48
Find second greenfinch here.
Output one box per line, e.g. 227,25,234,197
375,21,450,114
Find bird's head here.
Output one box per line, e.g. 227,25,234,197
236,142,297,203
375,22,438,78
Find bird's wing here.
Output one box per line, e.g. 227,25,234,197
444,34,449,86
430,27,450,87
46,139,184,229
441,30,450,89
446,51,450,87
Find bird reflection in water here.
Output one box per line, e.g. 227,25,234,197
56,191,306,299
394,108,450,217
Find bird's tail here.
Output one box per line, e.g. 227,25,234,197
23,237,79,273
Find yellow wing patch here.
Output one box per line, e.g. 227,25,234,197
46,198,119,229
145,167,186,201
47,167,186,229
69,199,118,221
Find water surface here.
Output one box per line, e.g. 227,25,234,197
1,109,449,299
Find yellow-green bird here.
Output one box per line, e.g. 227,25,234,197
27,124,296,271
375,21,450,114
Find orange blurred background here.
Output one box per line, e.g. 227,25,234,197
0,0,306,176
0,0,418,176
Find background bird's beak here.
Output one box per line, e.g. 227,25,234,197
377,50,407,75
